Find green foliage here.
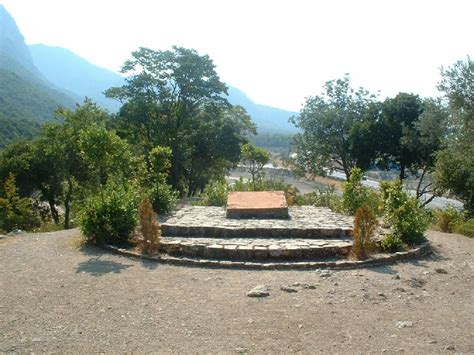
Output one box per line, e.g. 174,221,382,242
200,180,229,206
342,168,380,215
294,186,343,212
0,174,40,232
351,204,377,260
147,181,178,214
435,57,474,215
79,180,139,246
0,116,40,149
380,234,407,253
240,143,271,188
380,180,429,245
291,75,377,179
435,206,465,233
106,47,255,195
454,219,474,238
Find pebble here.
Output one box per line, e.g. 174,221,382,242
246,285,270,298
395,321,414,329
280,286,298,293
435,268,448,274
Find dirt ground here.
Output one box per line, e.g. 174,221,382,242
1,229,473,353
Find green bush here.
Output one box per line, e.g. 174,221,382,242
148,180,178,214
200,180,229,206
351,203,378,260
436,205,465,232
342,168,380,215
0,173,40,232
380,233,407,252
380,180,429,245
80,181,139,246
295,186,343,212
454,218,474,238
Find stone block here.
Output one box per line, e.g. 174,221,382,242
226,191,289,219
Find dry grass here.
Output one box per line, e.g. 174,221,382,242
351,203,377,260
137,197,161,255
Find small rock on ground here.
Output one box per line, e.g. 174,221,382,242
247,285,270,298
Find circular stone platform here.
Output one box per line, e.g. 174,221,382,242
161,206,353,239
160,236,352,261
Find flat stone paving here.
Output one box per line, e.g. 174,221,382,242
161,206,354,239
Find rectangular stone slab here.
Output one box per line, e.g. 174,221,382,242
226,191,289,219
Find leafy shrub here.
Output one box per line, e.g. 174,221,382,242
380,234,407,252
342,168,380,215
80,181,139,246
380,180,429,245
137,197,161,255
454,218,474,238
295,186,343,212
436,205,465,232
200,180,229,206
351,203,377,260
0,173,40,232
148,180,178,214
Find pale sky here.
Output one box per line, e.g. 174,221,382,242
2,0,473,111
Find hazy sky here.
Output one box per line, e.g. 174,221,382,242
2,0,473,111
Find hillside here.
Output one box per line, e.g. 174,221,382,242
227,86,298,133
29,44,124,112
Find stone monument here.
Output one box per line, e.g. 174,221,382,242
226,191,289,219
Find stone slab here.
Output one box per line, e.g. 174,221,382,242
161,206,353,239
226,191,288,219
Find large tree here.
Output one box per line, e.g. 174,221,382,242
435,57,474,214
105,46,252,195
291,75,376,179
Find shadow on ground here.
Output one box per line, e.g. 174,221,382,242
76,257,132,276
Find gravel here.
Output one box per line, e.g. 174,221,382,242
1,229,473,353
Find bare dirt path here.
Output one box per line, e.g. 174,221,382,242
1,230,473,353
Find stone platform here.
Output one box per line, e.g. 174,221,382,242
226,191,288,219
161,206,353,239
159,236,352,261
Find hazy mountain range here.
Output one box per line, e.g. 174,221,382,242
0,4,297,147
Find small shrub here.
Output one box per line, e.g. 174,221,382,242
296,186,343,212
200,180,228,206
80,181,139,246
380,180,429,245
351,203,378,260
342,168,380,215
148,180,178,214
0,173,40,232
380,234,407,252
454,218,474,238
137,197,161,255
436,205,464,232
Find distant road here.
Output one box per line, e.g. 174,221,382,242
229,167,463,210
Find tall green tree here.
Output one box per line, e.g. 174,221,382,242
435,57,474,214
106,47,237,195
240,143,270,189
374,93,424,181
291,75,376,179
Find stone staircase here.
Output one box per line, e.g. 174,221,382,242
159,206,354,263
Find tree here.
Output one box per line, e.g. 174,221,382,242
291,75,376,179
105,46,240,194
435,57,474,215
374,93,424,181
240,143,270,189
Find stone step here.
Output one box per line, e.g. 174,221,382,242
161,206,353,239
159,237,352,261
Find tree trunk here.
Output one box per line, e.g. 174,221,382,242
64,179,73,230
48,199,60,225
399,164,405,182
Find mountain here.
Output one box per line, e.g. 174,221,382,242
29,44,124,112
0,4,75,124
28,44,297,133
226,86,298,133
